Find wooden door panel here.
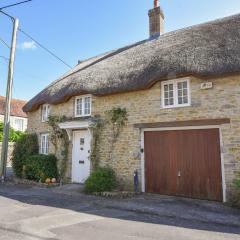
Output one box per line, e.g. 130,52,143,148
144,129,222,201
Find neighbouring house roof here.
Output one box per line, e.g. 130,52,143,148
23,14,240,112
0,96,27,118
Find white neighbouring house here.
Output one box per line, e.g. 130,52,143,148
0,96,28,132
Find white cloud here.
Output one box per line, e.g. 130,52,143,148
20,41,37,50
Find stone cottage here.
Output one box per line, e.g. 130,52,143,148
23,1,240,202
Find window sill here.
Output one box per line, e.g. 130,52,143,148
162,104,191,109
74,114,91,118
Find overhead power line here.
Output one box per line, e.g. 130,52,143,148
18,28,72,69
0,0,33,10
0,37,10,48
0,56,9,61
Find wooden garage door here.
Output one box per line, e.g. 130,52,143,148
144,129,223,201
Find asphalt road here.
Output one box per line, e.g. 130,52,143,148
0,184,239,240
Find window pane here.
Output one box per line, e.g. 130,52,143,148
15,119,24,131
163,83,174,106
40,134,49,155
84,97,90,115
183,89,188,96
40,135,44,154
46,105,50,121
42,105,50,121
177,81,188,105
46,135,49,154
183,96,188,104
42,106,45,121
76,98,82,115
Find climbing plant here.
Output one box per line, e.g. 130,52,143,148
48,115,70,184
90,117,104,170
105,107,128,161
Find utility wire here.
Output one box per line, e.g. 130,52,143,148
0,0,33,10
0,10,72,69
0,56,9,61
18,28,72,69
0,37,10,49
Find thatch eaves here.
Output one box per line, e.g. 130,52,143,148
23,14,240,112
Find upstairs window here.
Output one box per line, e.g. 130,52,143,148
161,78,190,108
75,95,91,117
41,104,50,122
14,118,24,131
40,133,49,155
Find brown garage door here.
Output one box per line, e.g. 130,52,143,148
144,129,222,201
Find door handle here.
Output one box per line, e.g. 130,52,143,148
178,171,181,177
79,160,85,164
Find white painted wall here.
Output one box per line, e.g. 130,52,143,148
0,114,28,132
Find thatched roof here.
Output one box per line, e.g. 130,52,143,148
24,14,240,112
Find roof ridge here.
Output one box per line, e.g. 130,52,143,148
162,13,240,38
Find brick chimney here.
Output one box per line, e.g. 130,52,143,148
148,0,164,38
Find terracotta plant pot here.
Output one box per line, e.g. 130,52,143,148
51,178,57,183
45,178,51,184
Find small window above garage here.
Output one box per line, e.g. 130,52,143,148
161,78,191,108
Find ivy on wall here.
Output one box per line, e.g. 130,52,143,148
46,107,127,181
90,117,104,170
90,108,128,169
48,115,70,184
105,107,128,161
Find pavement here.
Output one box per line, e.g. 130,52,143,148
0,183,239,240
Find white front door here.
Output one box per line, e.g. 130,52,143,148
72,130,91,183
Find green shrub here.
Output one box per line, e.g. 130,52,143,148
25,154,58,182
229,173,240,208
84,167,117,193
0,121,24,142
12,133,39,178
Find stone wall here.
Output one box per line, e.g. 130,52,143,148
27,75,240,198
0,142,15,167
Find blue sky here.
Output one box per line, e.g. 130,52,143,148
0,0,240,101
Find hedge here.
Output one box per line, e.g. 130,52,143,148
12,133,39,178
25,154,58,182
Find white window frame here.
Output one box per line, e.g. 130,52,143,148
40,133,49,155
75,95,92,117
161,78,191,109
14,117,24,131
41,104,50,122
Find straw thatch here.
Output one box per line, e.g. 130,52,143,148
23,14,240,112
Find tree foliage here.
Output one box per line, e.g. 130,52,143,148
0,121,24,142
